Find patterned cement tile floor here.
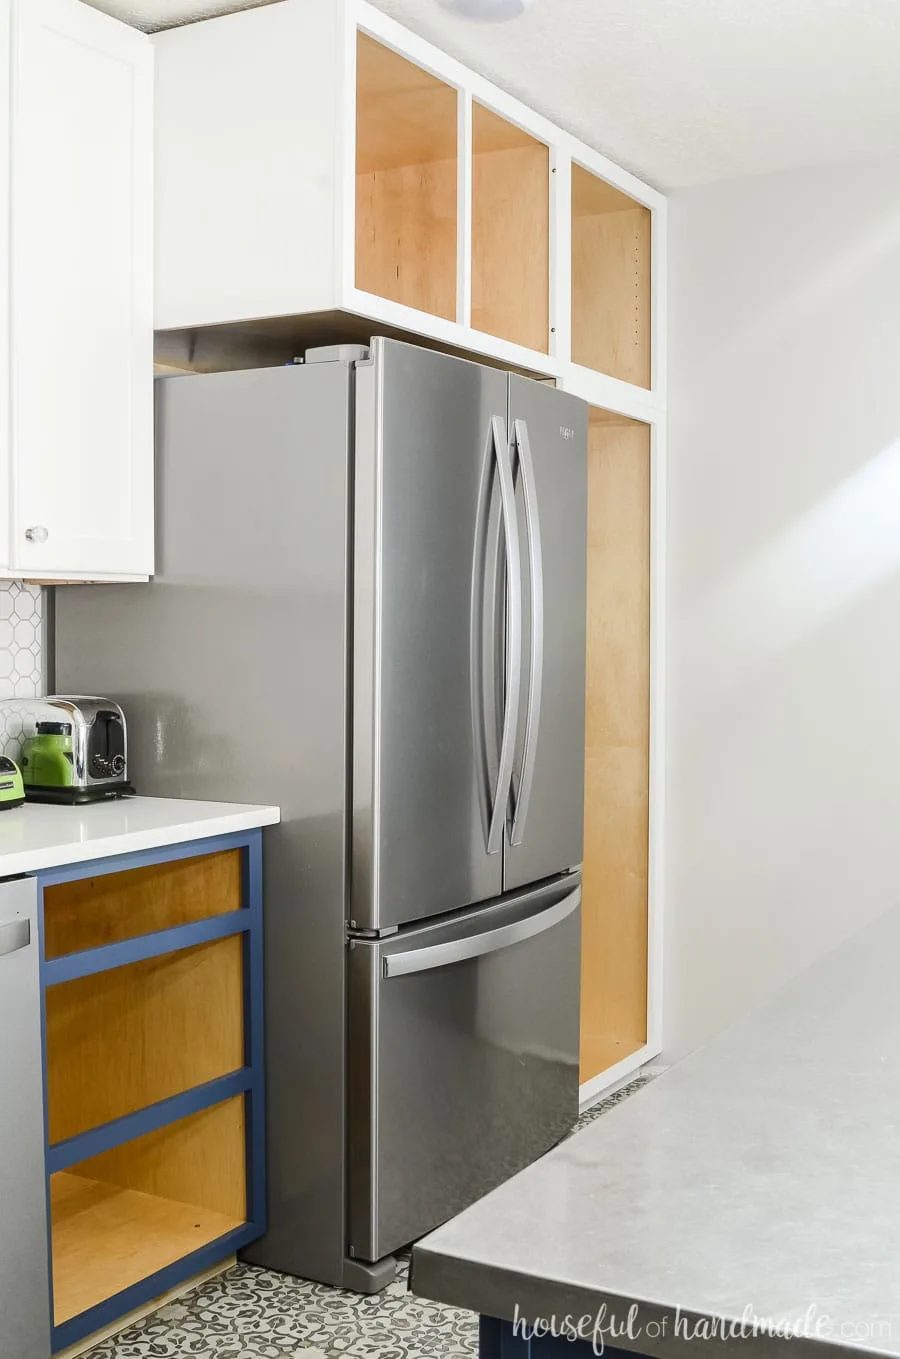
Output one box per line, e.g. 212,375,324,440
85,1076,654,1359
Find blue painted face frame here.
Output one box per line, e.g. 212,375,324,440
35,829,266,1354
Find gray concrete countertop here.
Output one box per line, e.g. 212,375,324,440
411,905,900,1358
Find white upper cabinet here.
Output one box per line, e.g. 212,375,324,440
3,0,153,581
154,0,665,419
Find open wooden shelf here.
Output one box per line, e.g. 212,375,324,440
44,849,242,959
46,935,244,1143
571,166,651,388
581,408,650,1083
355,32,458,321
51,1097,246,1326
472,103,549,353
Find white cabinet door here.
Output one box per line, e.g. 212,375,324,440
0,1,11,572
10,0,153,578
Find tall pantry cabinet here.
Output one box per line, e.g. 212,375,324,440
152,0,665,1101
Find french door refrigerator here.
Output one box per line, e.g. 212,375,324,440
53,337,588,1291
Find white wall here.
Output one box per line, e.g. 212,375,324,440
665,153,900,1059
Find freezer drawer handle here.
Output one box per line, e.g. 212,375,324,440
382,886,580,979
509,418,544,847
0,918,30,957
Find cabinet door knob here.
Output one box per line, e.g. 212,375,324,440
24,526,48,543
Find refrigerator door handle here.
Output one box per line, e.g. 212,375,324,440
470,422,495,847
486,415,523,855
382,885,580,978
510,418,544,847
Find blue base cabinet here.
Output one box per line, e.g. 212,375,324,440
480,1317,639,1359
35,831,266,1354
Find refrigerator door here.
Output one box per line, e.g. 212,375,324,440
352,339,512,932
503,376,588,892
347,874,581,1263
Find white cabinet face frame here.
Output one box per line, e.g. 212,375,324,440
339,2,474,358
338,3,668,1105
578,406,666,1110
339,1,664,419
646,412,666,1069
563,139,666,422
341,0,566,376
152,0,664,420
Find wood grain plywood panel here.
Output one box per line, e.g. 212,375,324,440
356,32,457,173
572,169,641,216
44,850,242,960
51,1168,242,1325
356,158,457,319
74,1096,246,1221
581,415,650,1083
572,164,650,388
46,936,244,1143
55,1261,234,1359
472,104,548,354
355,33,458,319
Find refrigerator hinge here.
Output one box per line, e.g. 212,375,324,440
347,923,399,939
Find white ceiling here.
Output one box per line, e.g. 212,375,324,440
84,0,900,188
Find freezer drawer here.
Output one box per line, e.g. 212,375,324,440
347,875,580,1263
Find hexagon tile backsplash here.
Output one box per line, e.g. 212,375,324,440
0,583,47,760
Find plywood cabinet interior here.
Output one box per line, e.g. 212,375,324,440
40,836,265,1353
355,33,458,320
43,849,242,958
51,1097,245,1326
45,936,245,1142
571,166,651,389
471,104,549,353
580,410,651,1083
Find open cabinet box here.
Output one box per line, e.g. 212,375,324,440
38,838,264,1353
355,32,458,320
150,0,666,1104
572,168,652,389
581,409,652,1086
50,1097,246,1328
153,0,664,411
471,103,550,353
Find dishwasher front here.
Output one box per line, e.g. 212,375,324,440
0,877,51,1359
347,874,581,1264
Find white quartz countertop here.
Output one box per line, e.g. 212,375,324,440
0,796,280,876
411,901,900,1358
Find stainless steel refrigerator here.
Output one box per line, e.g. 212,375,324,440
54,337,588,1291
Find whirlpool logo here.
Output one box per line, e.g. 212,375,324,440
559,426,575,440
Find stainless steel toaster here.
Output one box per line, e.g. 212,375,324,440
39,696,134,803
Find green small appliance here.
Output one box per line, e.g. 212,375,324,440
0,755,25,809
21,720,76,796
21,700,134,803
